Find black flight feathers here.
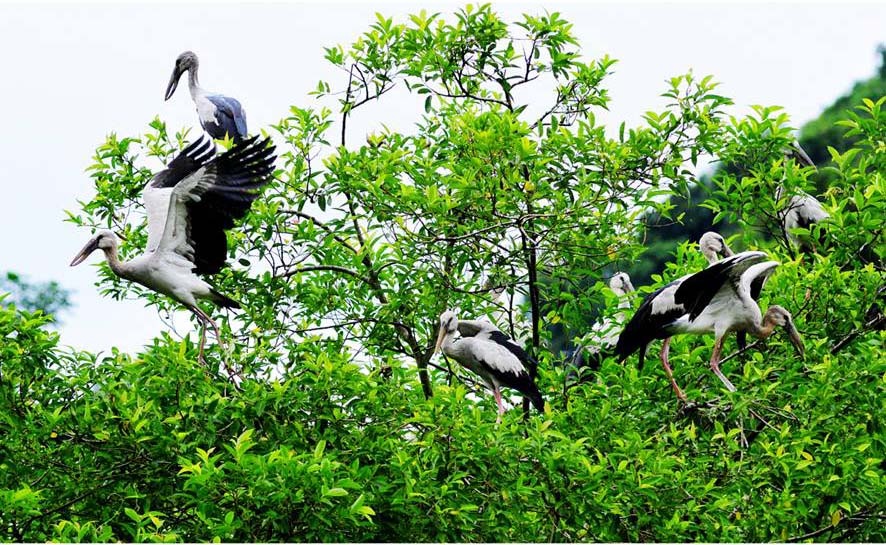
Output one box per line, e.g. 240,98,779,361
150,135,275,190
153,136,277,275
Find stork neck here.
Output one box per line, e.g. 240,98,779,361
752,314,779,340
187,67,202,99
102,245,130,280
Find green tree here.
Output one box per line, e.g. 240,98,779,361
2,5,883,542
0,271,71,318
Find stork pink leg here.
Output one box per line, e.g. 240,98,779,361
710,336,736,392
494,387,504,423
661,337,687,401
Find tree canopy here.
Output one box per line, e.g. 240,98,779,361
2,5,883,542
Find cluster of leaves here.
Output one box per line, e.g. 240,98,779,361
5,4,884,542
0,271,71,319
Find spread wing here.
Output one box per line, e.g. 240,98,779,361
156,136,276,274
674,251,768,321
144,138,216,253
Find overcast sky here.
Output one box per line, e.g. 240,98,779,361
1,2,883,355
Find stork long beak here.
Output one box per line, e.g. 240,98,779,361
788,141,815,169
721,242,734,258
164,65,184,101
784,319,805,358
434,325,447,355
70,236,100,267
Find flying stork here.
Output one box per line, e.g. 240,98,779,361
165,51,248,142
614,251,805,400
435,310,544,420
569,272,635,379
70,136,276,367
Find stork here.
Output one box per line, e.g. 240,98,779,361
452,317,538,377
435,310,544,421
165,51,248,142
776,140,829,253
775,185,830,253
569,272,635,379
614,251,804,400
70,136,276,369
698,231,733,264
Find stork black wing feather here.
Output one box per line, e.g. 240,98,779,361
485,330,538,376
673,258,736,321
614,281,684,366
476,352,545,413
185,137,276,274
150,137,215,188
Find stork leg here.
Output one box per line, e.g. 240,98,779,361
493,387,505,424
660,337,687,401
189,305,239,382
187,307,210,366
710,336,736,392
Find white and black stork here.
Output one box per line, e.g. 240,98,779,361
614,251,805,400
778,140,830,253
435,310,544,420
165,51,248,142
70,136,276,367
569,272,635,378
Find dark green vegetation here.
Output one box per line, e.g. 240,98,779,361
2,5,883,542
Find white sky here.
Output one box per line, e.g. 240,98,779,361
0,1,883,355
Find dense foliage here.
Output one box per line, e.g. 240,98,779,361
2,5,883,542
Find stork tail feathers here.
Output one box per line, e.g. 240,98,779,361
211,289,241,309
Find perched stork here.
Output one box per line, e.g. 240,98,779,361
614,251,805,400
71,136,276,367
775,185,829,253
569,272,635,379
776,140,829,253
453,317,538,377
435,310,544,420
165,51,248,142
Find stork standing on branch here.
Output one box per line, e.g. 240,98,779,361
435,310,544,421
615,251,805,400
569,272,635,380
778,140,830,253
165,51,248,142
71,136,276,370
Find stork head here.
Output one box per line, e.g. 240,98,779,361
165,51,199,101
699,231,733,264
608,272,634,296
763,305,805,358
785,140,816,169
434,310,459,354
70,230,116,266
